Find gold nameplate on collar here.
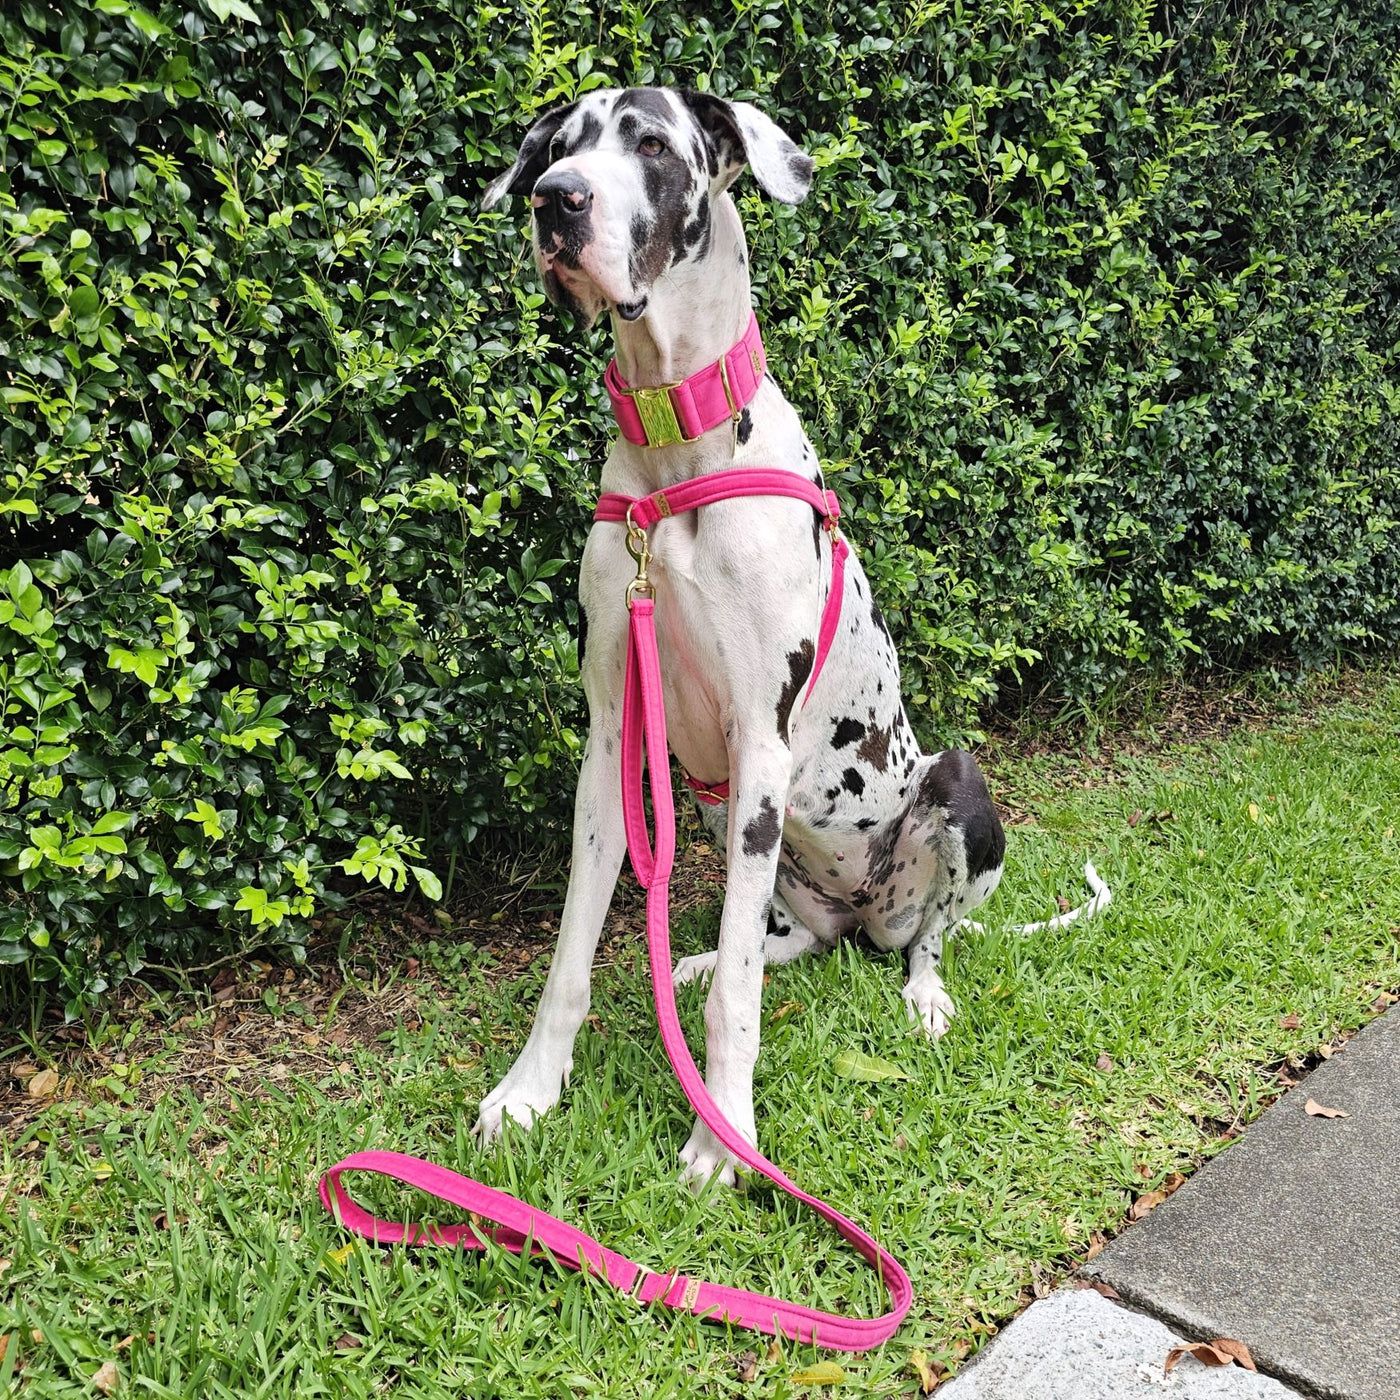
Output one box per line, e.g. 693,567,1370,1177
630,385,691,448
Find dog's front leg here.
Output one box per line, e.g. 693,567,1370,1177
678,739,791,1187
475,724,627,1141
475,571,629,1142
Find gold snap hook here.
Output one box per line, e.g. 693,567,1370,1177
624,500,655,603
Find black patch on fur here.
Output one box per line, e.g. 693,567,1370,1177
863,818,901,892
578,601,589,665
742,795,780,856
775,640,814,739
615,88,676,121
673,197,711,266
778,854,850,917
914,750,1007,879
628,136,697,288
573,111,603,153
497,103,578,197
842,767,865,796
737,406,753,444
857,718,892,773
833,716,865,749
856,816,876,831
870,596,892,639
789,149,814,178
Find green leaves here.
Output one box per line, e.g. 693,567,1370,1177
832,1049,910,1083
205,0,262,22
1,0,1396,1010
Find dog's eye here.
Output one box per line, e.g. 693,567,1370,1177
638,136,667,158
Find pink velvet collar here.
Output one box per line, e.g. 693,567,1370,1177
604,313,766,448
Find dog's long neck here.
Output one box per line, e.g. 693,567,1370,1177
606,194,754,487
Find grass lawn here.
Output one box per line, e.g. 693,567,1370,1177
4,675,1399,1398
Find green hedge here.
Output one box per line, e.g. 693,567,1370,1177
3,0,1397,1010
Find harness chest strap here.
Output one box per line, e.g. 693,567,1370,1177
319,472,909,1351
595,468,850,808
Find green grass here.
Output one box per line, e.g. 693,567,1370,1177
4,678,1400,1398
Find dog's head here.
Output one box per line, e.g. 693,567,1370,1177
482,88,812,325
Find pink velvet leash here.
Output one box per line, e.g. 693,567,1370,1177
320,478,911,1351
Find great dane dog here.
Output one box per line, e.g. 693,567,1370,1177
474,89,1103,1186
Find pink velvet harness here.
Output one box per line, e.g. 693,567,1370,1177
319,369,910,1353
594,468,851,804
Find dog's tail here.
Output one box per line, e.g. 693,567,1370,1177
959,861,1112,936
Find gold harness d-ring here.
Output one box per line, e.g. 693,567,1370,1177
624,500,654,603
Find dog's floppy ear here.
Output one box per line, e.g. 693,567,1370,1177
681,93,813,205
482,102,578,210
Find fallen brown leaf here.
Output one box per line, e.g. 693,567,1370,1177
11,1062,38,1079
212,984,236,1004
1162,1171,1187,1197
0,1335,8,1364
1278,1012,1301,1030
333,1333,362,1351
402,956,420,977
893,1132,909,1151
766,1340,782,1363
1083,1232,1107,1262
92,1359,120,1394
1164,1338,1254,1373
1127,808,1143,828
736,1350,758,1383
1056,896,1072,913
114,1336,135,1352
1304,1098,1350,1119
27,1068,59,1098
1165,1341,1229,1373
1373,992,1396,1013
1129,1189,1167,1220
1073,1279,1121,1300
1095,1053,1114,1073
908,1348,944,1393
1210,1337,1257,1371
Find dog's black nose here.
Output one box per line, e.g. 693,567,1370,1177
531,171,593,221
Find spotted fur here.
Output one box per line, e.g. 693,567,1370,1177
474,88,1106,1187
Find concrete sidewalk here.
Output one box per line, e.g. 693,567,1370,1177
941,1007,1398,1400
937,1289,1304,1399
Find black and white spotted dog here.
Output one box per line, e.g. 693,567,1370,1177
474,89,1107,1185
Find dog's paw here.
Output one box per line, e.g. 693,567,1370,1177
902,973,957,1040
473,1060,570,1144
678,1120,742,1190
673,951,718,986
